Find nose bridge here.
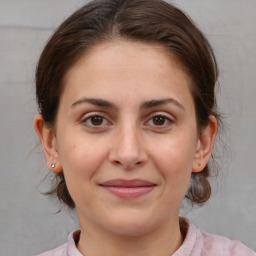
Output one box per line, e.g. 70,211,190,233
109,119,147,169
120,122,140,154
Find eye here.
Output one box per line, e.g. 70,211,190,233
145,113,174,129
81,113,111,129
151,116,168,126
89,116,105,126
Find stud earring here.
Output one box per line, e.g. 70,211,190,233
51,164,55,168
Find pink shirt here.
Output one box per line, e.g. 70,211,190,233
37,218,255,256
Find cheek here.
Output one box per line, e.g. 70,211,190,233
153,136,196,169
150,136,196,189
57,137,110,207
58,136,108,180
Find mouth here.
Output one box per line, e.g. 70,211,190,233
99,179,157,199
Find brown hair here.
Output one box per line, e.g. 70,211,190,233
36,0,219,208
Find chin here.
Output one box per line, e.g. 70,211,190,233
103,210,160,237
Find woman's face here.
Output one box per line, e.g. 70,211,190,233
49,40,211,236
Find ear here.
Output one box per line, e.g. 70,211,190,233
34,114,62,173
192,115,218,173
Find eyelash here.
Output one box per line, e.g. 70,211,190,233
80,112,174,130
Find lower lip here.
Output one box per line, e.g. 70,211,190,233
101,186,155,199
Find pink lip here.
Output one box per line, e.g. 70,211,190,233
99,179,156,199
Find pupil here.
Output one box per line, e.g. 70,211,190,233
153,116,165,125
92,116,103,125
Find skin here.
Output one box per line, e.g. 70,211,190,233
35,40,217,256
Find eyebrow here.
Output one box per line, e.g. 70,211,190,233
71,98,115,108
71,97,185,111
141,98,185,111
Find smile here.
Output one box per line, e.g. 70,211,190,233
99,179,157,199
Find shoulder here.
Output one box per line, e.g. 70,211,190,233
195,228,256,255
36,229,82,256
174,217,255,256
36,243,67,256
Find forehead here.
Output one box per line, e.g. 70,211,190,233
65,40,187,82
62,40,194,110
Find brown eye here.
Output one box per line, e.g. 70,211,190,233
152,116,166,126
145,113,173,130
81,113,112,130
90,116,104,126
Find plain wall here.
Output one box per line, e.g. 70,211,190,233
0,1,255,255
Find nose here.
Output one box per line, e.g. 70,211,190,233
109,124,148,170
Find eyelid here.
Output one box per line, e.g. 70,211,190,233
146,111,175,121
81,111,106,120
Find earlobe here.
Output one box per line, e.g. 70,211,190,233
192,115,218,173
34,114,62,173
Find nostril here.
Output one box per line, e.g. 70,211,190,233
111,159,144,169
113,160,121,166
108,142,148,169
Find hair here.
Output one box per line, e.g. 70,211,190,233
36,0,220,209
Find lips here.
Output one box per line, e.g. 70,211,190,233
99,179,156,199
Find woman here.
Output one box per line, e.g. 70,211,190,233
34,0,256,255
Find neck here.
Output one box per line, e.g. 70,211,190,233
77,216,184,256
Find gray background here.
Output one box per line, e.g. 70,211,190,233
0,0,255,255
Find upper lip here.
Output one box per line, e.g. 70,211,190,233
100,179,156,187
